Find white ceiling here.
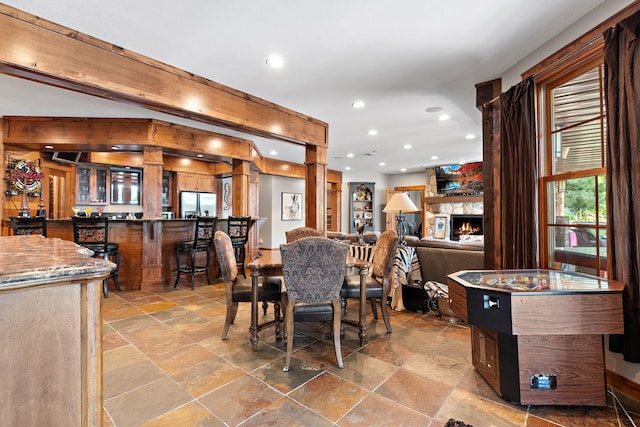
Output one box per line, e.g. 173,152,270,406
0,0,610,173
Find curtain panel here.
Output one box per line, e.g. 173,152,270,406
499,78,539,269
604,11,640,362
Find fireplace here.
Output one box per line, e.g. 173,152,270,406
450,214,483,241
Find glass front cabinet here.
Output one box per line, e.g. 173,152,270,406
349,182,375,233
76,165,109,205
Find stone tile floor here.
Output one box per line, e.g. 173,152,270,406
102,279,640,426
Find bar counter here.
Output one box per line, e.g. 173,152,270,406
0,235,114,426
44,218,208,291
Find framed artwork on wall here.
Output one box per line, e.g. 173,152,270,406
433,214,448,239
282,192,302,221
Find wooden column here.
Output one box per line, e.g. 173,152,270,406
232,159,250,216
305,145,327,232
141,146,164,290
482,98,502,270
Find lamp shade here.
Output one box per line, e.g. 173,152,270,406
383,192,419,213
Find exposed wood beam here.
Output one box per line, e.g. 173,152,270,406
0,4,328,148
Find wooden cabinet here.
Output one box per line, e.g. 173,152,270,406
176,172,214,193
448,269,624,406
76,165,109,205
349,182,374,233
0,236,112,426
326,182,341,232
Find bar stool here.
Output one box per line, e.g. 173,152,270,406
227,216,251,278
174,216,217,289
10,215,47,237
72,216,121,298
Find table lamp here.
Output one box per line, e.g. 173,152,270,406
383,192,419,244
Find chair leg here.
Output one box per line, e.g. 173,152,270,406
103,279,108,298
174,249,182,288
370,298,379,319
222,301,239,340
190,250,196,290
262,301,269,316
332,299,344,368
273,299,282,339
380,298,392,333
283,302,295,372
205,248,212,285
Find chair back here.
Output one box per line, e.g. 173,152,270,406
72,216,110,248
213,230,238,283
10,216,47,237
193,216,217,247
285,226,323,243
370,230,400,280
280,237,349,303
227,216,251,244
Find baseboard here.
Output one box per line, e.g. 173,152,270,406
607,369,640,402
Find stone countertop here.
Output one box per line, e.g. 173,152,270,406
0,235,116,291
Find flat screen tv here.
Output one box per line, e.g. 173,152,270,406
435,162,483,195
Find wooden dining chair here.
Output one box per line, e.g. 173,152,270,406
280,236,349,371
72,215,121,298
174,216,217,289
341,229,399,333
285,226,323,243
227,216,251,278
10,215,47,237
214,230,282,340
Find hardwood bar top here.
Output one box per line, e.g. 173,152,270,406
0,235,116,291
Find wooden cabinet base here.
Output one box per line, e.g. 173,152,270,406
472,326,607,406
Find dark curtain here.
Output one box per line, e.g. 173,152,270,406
499,78,539,269
604,11,640,362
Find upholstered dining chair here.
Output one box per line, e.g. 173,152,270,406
285,226,323,243
10,215,47,237
341,229,399,333
174,216,217,289
280,236,349,372
214,230,282,340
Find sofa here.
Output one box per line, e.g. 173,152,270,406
393,236,485,315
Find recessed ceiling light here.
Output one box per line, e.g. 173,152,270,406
400,168,407,172
378,162,386,166
368,129,378,136
345,166,351,170
465,134,476,140
403,144,412,150
266,55,284,68
110,146,118,150
269,150,278,155
425,106,442,113
347,153,354,158
197,154,204,158
431,155,439,160
438,114,451,121
44,145,53,149
352,100,365,109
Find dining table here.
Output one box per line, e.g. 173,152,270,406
247,249,370,350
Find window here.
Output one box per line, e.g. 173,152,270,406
540,60,607,277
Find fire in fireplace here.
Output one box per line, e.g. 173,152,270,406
450,214,483,241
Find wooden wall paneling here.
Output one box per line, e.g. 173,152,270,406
0,5,329,147
109,222,144,291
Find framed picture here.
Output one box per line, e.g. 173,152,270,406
433,215,448,239
282,192,302,221
364,212,372,219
